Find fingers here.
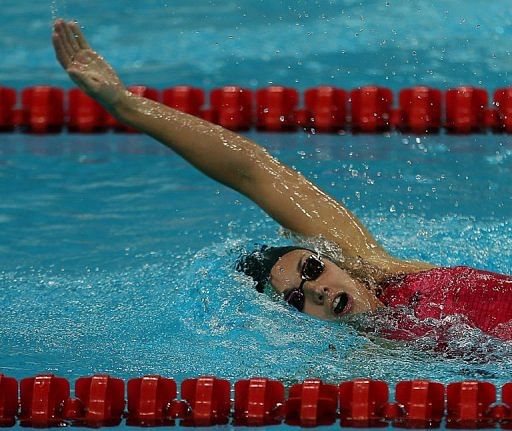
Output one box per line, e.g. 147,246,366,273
52,31,71,69
70,22,90,50
54,20,75,61
62,20,81,53
53,19,91,71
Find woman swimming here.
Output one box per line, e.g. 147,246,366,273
52,20,512,341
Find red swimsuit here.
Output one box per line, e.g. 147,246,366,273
378,266,512,341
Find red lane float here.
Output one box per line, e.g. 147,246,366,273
339,378,389,427
256,86,298,131
207,86,253,131
446,381,496,428
499,382,512,424
0,374,17,427
9,375,512,427
493,87,512,133
19,374,69,427
127,375,177,426
162,85,205,117
234,377,284,426
285,379,337,427
21,86,64,133
69,375,125,426
68,88,108,133
397,87,442,134
296,86,346,133
394,380,444,428
445,86,488,134
180,376,231,426
6,85,512,134
350,86,393,133
0,87,16,132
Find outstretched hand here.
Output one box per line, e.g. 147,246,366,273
52,19,126,109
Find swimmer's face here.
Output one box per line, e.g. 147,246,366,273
269,249,383,320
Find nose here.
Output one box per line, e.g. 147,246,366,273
304,282,330,305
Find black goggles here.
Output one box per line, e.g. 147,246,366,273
283,254,325,312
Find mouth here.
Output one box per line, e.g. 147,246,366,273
331,292,352,317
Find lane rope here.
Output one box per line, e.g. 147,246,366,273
1,85,511,134
0,373,510,428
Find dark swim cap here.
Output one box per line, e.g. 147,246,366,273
236,245,307,293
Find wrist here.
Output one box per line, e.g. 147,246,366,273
108,89,133,118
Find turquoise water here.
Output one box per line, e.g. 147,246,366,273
2,132,512,381
1,0,512,90
2,0,512,429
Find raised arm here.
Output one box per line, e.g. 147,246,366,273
52,20,431,272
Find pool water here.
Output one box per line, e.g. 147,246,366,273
2,132,512,385
2,0,512,428
2,1,512,90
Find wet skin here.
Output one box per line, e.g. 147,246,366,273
269,249,384,320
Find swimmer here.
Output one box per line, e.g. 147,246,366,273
52,20,512,341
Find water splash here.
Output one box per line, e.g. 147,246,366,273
1,133,511,386
2,233,512,386
50,0,68,21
